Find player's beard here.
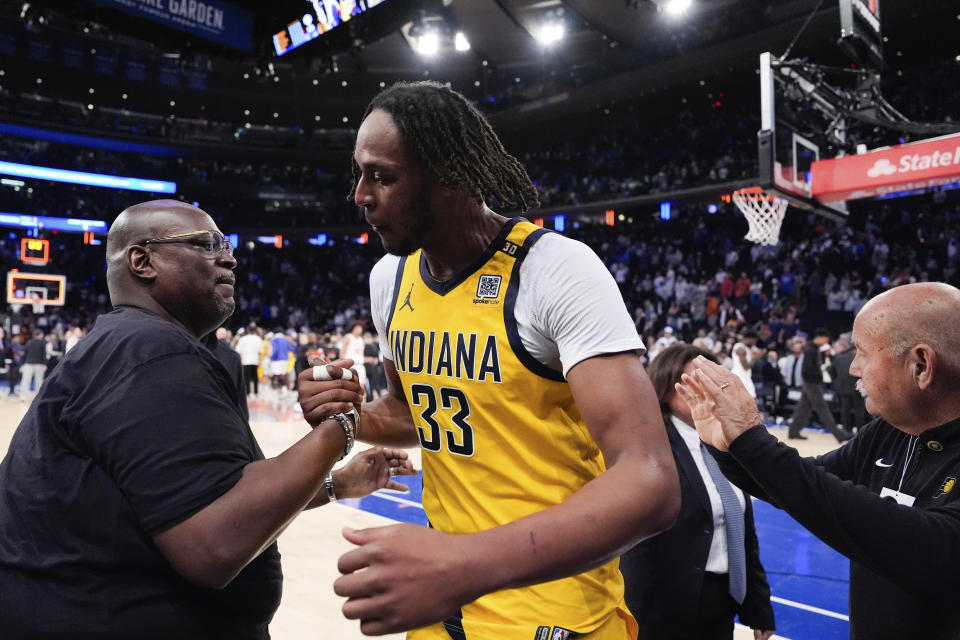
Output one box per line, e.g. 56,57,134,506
382,188,432,257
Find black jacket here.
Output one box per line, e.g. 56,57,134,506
801,341,824,383
828,349,858,395
713,419,960,640
23,338,46,365
621,422,775,638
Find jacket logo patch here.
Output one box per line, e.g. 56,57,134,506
476,274,502,299
935,477,956,499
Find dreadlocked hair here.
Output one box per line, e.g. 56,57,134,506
350,81,540,212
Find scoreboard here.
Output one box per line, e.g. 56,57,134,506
20,238,50,265
839,0,883,68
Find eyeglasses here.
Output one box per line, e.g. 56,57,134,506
140,230,234,257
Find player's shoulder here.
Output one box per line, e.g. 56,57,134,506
525,230,603,268
370,253,403,282
372,252,403,272
71,307,206,374
370,253,404,291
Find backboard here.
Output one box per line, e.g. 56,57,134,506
757,51,849,221
6,272,66,307
758,48,960,219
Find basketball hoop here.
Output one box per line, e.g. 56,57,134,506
29,295,45,315
731,186,789,246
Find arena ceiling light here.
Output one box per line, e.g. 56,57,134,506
663,0,692,16
454,31,470,52
534,23,565,46
416,30,439,56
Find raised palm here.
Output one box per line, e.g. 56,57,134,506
676,374,730,451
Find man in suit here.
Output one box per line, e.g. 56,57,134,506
828,333,867,433
620,343,775,640
680,282,960,639
788,328,852,443
752,348,786,421
778,335,804,389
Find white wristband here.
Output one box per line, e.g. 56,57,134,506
313,365,354,381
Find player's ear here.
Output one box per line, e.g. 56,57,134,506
127,245,158,283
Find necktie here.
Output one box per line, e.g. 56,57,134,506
792,357,800,387
701,443,747,604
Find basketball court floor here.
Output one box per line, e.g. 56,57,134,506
0,392,849,639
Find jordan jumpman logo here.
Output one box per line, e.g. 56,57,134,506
400,283,415,312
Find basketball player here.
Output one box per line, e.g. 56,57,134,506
0,200,415,637
677,282,960,640
729,329,758,399
340,322,369,394
298,81,680,639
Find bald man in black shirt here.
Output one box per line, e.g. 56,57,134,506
0,200,413,638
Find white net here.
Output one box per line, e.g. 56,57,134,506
28,295,45,315
732,187,789,246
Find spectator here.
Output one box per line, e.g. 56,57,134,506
235,325,264,398
19,329,47,401
828,333,867,433
788,328,852,443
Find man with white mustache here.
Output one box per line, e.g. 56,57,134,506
677,282,960,640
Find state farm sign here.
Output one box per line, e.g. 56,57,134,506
811,132,960,202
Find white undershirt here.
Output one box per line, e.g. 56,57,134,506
671,415,747,574
731,342,757,397
369,232,645,377
234,334,263,366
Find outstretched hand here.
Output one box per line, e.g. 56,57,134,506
298,357,364,427
675,355,763,452
334,524,481,635
333,447,416,499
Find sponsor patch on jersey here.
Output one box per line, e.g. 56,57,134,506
534,626,551,640
935,476,956,499
476,274,502,299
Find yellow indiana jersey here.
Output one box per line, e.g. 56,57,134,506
385,218,634,640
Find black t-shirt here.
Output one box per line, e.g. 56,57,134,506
204,334,250,422
363,342,380,379
0,307,282,638
23,337,46,364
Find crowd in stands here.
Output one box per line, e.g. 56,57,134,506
0,136,349,191
1,44,958,416
0,88,358,152
3,52,956,225
1,182,958,418
523,104,756,207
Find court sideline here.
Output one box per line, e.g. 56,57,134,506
0,394,849,639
